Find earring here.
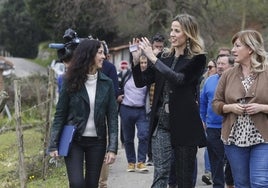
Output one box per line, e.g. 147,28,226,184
187,38,190,51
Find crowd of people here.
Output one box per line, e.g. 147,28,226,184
41,12,268,188
0,10,267,188
0,14,264,188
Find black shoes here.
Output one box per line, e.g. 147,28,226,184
202,174,212,185
146,158,153,166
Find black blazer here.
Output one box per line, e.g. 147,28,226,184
132,53,207,147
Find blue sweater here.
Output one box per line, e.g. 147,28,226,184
199,74,223,128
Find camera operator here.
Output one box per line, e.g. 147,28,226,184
0,56,14,113
0,56,14,92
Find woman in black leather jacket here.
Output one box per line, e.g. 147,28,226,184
48,39,118,188
131,14,207,188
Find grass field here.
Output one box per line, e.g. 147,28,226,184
0,125,68,187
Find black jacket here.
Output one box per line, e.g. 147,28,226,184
132,53,207,147
48,71,118,154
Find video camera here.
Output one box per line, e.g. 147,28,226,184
49,28,93,62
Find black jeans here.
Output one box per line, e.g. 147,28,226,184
174,145,197,188
64,137,106,188
206,128,225,188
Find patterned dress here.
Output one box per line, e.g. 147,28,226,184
224,74,265,147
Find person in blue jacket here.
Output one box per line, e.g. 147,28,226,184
200,54,234,188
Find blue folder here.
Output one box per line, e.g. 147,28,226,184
58,125,76,156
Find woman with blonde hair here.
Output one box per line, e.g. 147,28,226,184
213,30,268,187
131,13,207,188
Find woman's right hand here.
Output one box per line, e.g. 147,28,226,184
49,150,59,158
117,94,124,103
223,103,245,115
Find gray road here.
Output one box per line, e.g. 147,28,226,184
5,57,47,77
108,144,212,188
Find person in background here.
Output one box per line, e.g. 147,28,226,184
101,40,119,98
119,54,150,173
151,33,166,53
200,54,234,188
48,39,118,188
117,60,131,148
147,33,166,167
131,13,207,187
213,29,268,187
0,56,14,91
206,59,217,77
117,61,131,105
0,56,14,113
217,47,231,56
200,59,217,89
199,58,216,186
98,40,119,188
216,47,235,188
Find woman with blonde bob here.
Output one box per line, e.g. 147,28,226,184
213,30,268,187
130,13,207,188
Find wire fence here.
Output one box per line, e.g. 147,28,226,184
0,68,56,188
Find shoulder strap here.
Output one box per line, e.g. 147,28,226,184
121,69,131,88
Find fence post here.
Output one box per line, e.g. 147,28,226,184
14,80,27,188
42,67,54,180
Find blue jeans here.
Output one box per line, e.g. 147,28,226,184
225,143,268,188
206,128,225,188
204,147,211,173
65,137,106,188
120,105,149,163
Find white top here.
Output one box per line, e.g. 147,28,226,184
82,72,98,137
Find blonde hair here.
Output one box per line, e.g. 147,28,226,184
232,30,268,73
163,14,205,58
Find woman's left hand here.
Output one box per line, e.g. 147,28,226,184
139,37,158,64
244,103,264,115
105,151,116,165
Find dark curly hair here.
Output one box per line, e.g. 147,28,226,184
65,39,101,92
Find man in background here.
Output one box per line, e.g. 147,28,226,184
146,33,165,166
200,54,234,188
99,40,119,188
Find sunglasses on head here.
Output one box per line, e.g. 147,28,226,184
207,65,215,70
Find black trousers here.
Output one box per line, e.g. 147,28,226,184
225,159,234,186
64,137,106,188
174,145,197,188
